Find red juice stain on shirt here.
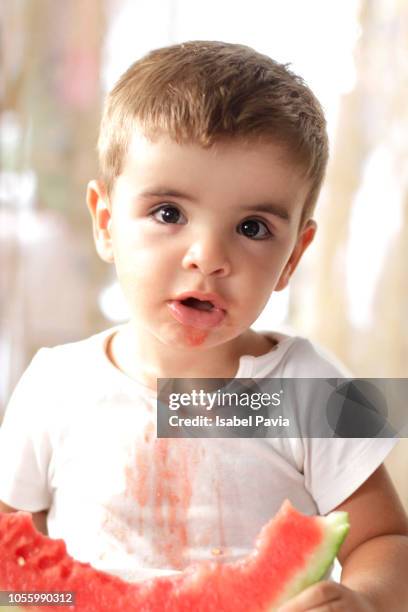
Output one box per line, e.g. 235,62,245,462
143,421,155,444
184,326,208,346
124,421,155,533
214,476,227,553
125,427,199,569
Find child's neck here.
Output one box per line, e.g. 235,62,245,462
106,322,275,392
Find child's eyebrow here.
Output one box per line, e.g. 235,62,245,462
138,188,198,202
241,202,291,223
138,188,291,223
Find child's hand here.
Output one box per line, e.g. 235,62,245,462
277,581,377,612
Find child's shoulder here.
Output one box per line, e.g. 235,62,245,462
3,328,120,424
253,328,352,378
24,326,118,386
35,326,116,359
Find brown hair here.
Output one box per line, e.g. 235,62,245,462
98,40,329,223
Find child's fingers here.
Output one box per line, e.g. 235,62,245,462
277,581,345,611
277,581,375,612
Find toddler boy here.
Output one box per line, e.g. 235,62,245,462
1,41,408,610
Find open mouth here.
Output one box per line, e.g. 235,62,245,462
167,295,226,329
180,297,215,311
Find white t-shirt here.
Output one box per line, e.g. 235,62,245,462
0,326,397,582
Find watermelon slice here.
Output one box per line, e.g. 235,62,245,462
0,500,349,611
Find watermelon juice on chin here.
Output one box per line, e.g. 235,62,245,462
0,500,349,612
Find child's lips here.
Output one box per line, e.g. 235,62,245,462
172,291,228,311
167,300,226,330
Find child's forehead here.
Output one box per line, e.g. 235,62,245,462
116,130,311,224
125,127,305,175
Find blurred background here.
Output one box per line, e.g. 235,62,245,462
1,0,407,509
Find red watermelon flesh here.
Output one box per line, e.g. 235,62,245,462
0,500,349,611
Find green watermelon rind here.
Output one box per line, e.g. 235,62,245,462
270,510,350,611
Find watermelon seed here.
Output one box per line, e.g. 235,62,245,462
211,548,223,556
17,556,26,566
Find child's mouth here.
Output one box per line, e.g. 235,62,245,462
167,297,226,330
180,297,214,311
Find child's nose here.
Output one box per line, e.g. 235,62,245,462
181,233,231,277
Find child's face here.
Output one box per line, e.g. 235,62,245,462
88,130,316,349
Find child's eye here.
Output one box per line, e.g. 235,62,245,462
150,204,185,224
238,219,272,240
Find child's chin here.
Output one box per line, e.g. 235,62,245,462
159,323,224,348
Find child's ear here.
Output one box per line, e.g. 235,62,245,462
86,179,114,263
275,219,317,291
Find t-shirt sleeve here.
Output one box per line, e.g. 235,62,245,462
281,337,399,515
0,349,53,511
303,436,398,515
